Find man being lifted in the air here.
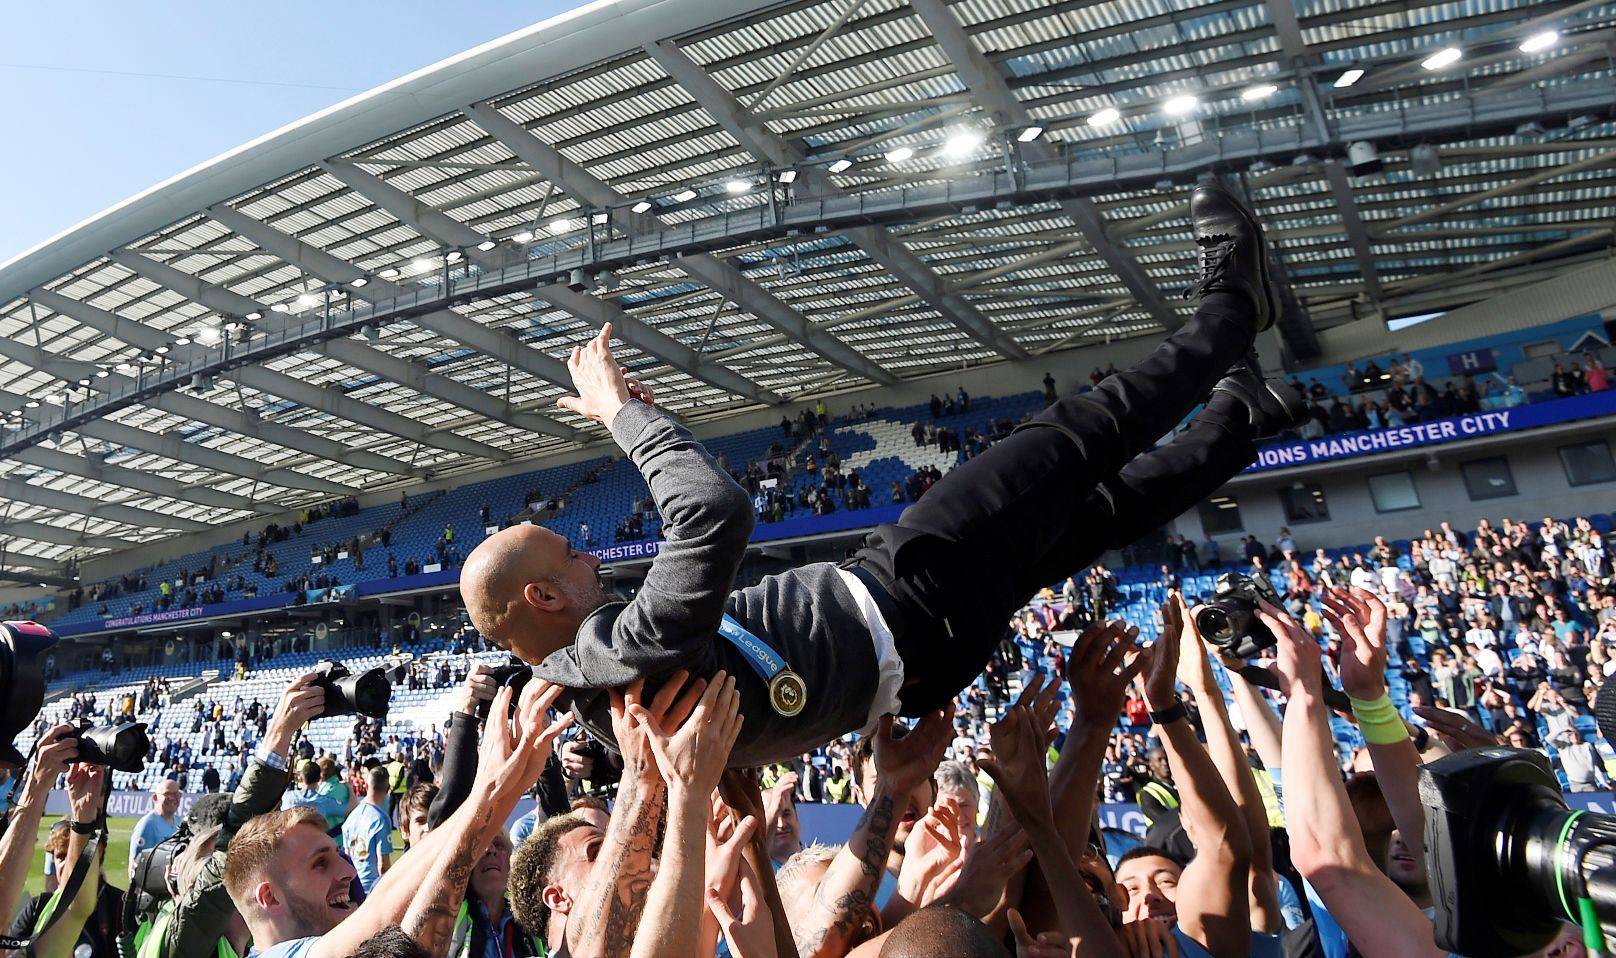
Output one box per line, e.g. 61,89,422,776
460,182,1304,765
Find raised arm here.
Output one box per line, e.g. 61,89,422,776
628,673,745,958
978,705,1123,956
1258,602,1445,958
568,673,706,958
796,711,951,958
0,725,76,927
1047,622,1141,855
1320,587,1425,847
1141,600,1252,958
1174,594,1280,933
427,663,498,828
561,324,756,680
30,764,106,958
391,683,572,958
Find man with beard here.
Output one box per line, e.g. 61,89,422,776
223,683,571,958
505,813,604,952
460,183,1302,767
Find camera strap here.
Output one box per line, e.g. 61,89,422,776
0,775,113,950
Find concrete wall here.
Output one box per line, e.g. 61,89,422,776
1168,416,1616,556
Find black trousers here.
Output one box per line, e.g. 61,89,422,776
850,292,1259,713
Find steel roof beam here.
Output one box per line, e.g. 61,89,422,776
644,38,1031,360
325,147,781,403
108,252,511,461
532,282,784,404
0,520,134,551
10,445,267,515
203,205,580,441
74,419,354,495
464,101,895,387
908,0,1180,331
29,288,425,476
1268,0,1384,308
0,477,209,532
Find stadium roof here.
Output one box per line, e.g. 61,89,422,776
1,0,1614,569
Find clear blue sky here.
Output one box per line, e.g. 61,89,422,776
0,2,589,263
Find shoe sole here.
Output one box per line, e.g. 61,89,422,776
1200,183,1282,332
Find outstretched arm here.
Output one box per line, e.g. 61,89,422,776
628,673,745,958
0,725,76,928
562,325,756,684
1142,601,1252,958
794,712,950,958
1174,594,1280,933
1321,587,1424,847
1259,602,1445,958
568,674,706,958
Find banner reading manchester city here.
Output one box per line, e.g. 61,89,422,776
1247,389,1616,473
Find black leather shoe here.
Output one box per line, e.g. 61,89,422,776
1184,182,1281,332
1213,350,1308,439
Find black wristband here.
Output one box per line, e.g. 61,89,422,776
68,819,98,835
1149,700,1188,725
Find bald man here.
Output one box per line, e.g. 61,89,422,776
462,183,1303,767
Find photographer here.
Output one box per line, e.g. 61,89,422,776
157,673,324,958
5,763,112,958
0,725,77,928
223,681,571,958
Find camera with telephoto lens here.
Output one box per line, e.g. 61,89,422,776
0,621,58,768
1421,746,1616,957
476,657,533,719
68,721,151,773
130,824,192,903
1193,572,1282,659
310,660,391,718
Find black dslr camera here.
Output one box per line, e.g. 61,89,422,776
311,660,391,718
1193,572,1282,659
69,722,151,773
476,657,533,720
0,621,57,768
1422,746,1616,957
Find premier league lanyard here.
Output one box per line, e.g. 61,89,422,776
717,615,808,717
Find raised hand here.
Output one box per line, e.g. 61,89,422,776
898,794,967,906
264,672,326,756
978,705,1055,832
1320,587,1388,701
66,763,107,822
1141,601,1184,710
706,800,760,908
1169,594,1218,693
708,860,780,958
1256,600,1322,697
452,662,499,715
938,822,1033,918
1412,706,1500,751
872,709,952,792
26,724,79,799
557,323,634,428
628,670,744,796
477,680,573,803
1010,909,1078,958
1119,917,1179,958
610,670,705,784
1065,620,1144,730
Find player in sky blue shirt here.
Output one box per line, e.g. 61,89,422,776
341,767,395,893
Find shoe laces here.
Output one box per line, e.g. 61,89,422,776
1184,234,1236,300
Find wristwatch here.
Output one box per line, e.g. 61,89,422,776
1149,698,1189,726
68,819,98,835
